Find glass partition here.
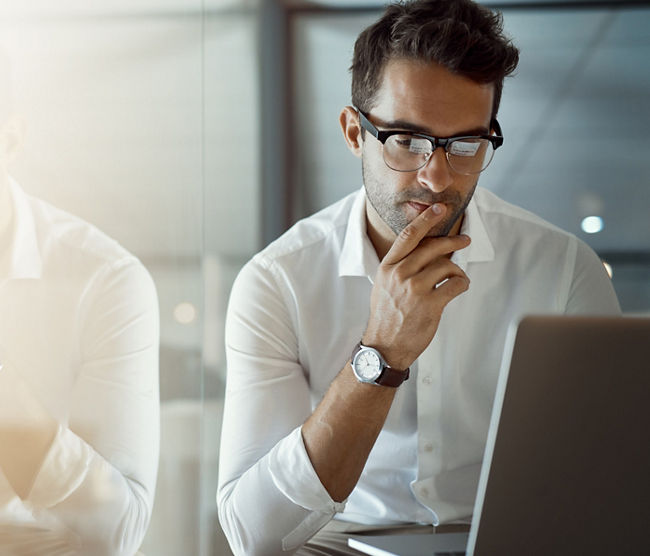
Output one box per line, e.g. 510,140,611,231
0,2,256,554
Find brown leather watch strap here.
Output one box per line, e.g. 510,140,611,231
376,364,410,387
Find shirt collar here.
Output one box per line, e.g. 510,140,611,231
1,177,43,281
338,188,380,280
451,189,495,272
338,187,495,280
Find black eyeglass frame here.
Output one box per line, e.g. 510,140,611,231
356,107,504,173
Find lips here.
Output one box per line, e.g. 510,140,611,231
406,201,432,214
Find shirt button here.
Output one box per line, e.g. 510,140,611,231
420,487,430,497
421,375,432,385
423,442,434,452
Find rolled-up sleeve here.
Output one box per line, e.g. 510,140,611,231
218,258,344,556
2,258,160,556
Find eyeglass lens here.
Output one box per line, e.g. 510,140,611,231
383,134,495,174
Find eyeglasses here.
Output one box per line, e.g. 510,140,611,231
356,108,503,175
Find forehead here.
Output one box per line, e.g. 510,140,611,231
372,58,494,135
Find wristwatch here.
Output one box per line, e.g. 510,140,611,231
350,342,410,387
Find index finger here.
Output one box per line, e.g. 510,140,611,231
383,203,447,265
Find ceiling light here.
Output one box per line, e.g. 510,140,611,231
581,216,603,234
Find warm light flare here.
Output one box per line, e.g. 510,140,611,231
173,302,197,325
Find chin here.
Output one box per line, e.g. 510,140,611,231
424,225,451,238
420,214,459,238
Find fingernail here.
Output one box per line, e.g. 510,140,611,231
431,203,444,214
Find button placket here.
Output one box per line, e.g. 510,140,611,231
416,334,445,487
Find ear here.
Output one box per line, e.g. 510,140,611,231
0,114,25,166
339,105,363,158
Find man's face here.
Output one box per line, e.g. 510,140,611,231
359,58,495,240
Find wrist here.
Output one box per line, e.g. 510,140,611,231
360,337,411,372
351,342,410,387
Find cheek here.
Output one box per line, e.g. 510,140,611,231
362,144,417,198
364,152,406,185
457,176,479,198
362,141,384,169
369,166,409,198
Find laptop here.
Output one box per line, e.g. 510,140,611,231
349,315,650,556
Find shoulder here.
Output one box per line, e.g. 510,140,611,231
29,195,135,267
473,186,579,250
26,195,157,304
230,191,359,318
251,191,357,272
470,188,618,314
473,187,615,296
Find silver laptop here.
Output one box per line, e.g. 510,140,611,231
349,315,650,556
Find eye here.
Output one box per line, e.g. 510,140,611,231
392,135,414,149
391,135,430,154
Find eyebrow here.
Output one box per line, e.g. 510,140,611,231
375,116,490,137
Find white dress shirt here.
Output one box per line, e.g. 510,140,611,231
0,178,159,555
218,186,620,556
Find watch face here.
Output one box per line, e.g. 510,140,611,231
354,349,382,381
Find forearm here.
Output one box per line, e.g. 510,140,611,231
302,362,397,502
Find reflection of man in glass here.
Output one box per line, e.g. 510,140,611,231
0,52,159,554
218,1,621,554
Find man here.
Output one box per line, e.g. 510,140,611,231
0,52,159,554
218,1,620,555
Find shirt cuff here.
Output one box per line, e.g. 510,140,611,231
269,426,346,513
268,426,346,550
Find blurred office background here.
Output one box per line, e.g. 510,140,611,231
0,0,647,554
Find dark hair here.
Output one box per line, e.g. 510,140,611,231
350,0,519,119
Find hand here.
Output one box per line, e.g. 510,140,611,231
363,203,471,370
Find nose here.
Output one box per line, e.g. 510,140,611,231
416,147,454,193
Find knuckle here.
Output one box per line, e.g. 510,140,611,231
453,275,470,293
437,276,469,300
399,223,419,241
440,261,461,278
442,259,457,271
